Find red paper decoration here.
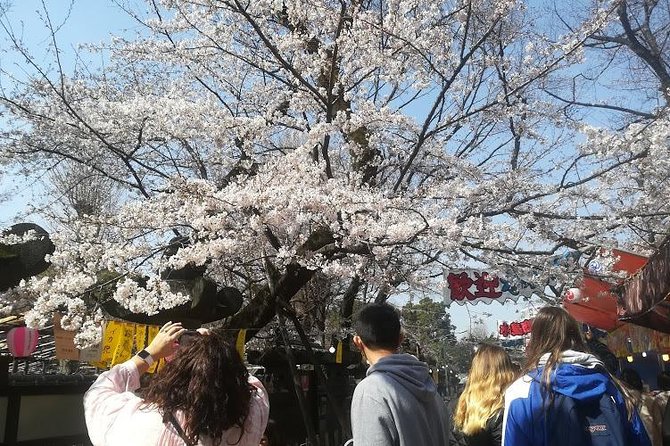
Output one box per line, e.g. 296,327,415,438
564,287,583,303
7,327,39,358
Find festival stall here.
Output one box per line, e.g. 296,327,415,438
606,323,670,388
561,247,670,388
620,238,670,333
562,248,648,331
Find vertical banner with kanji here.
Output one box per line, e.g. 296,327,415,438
146,325,160,373
90,321,162,372
135,324,148,352
236,329,247,360
111,322,135,366
96,321,122,367
443,269,534,306
335,340,343,364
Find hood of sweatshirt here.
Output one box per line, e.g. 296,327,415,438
366,353,438,402
529,349,611,402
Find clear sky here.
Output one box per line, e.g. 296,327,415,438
0,0,535,338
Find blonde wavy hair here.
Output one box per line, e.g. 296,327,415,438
453,343,516,435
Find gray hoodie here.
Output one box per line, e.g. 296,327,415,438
350,353,450,446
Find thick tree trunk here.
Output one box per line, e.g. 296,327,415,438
340,275,361,328
226,227,336,339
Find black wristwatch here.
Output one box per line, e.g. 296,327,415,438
136,349,155,366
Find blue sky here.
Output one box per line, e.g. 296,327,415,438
0,0,139,228
0,0,533,338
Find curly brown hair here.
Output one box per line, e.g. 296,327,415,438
141,330,253,445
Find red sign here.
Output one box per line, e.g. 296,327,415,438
498,319,533,338
444,269,533,306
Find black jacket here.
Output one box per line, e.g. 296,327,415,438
451,409,503,446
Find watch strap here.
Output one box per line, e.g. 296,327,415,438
136,349,154,365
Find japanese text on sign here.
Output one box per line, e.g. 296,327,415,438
498,319,533,338
443,269,534,306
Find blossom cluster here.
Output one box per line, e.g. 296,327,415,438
0,0,667,344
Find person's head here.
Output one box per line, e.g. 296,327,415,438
454,344,516,435
524,306,587,376
620,368,643,392
353,303,402,353
658,371,670,391
142,330,252,445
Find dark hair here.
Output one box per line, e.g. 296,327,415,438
353,303,401,351
586,338,619,375
142,331,252,444
658,371,670,391
620,368,643,391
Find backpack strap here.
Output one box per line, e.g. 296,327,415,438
167,412,195,446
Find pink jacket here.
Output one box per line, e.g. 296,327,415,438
84,360,269,446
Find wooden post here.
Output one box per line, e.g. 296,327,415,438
277,313,319,446
279,301,352,438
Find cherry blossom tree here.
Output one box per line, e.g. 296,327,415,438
0,0,668,347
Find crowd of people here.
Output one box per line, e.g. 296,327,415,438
82,304,670,446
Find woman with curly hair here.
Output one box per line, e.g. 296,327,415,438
452,344,517,446
84,322,269,445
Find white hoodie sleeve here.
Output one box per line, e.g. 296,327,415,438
83,360,142,446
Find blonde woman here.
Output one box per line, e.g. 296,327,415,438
452,344,516,446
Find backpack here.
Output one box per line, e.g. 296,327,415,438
548,392,628,446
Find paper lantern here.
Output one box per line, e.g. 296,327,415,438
564,287,582,303
7,327,39,358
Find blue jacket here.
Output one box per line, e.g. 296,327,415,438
502,350,650,446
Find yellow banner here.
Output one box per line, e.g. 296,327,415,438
135,324,148,351
111,322,135,366
236,329,247,360
335,340,343,364
146,325,160,373
97,321,122,367
90,322,163,371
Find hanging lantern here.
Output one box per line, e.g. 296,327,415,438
564,288,582,303
6,327,39,358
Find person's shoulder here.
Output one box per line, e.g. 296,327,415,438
506,375,533,396
504,375,534,406
354,372,385,391
351,377,391,414
353,372,397,401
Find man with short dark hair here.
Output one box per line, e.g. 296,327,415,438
350,303,450,445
